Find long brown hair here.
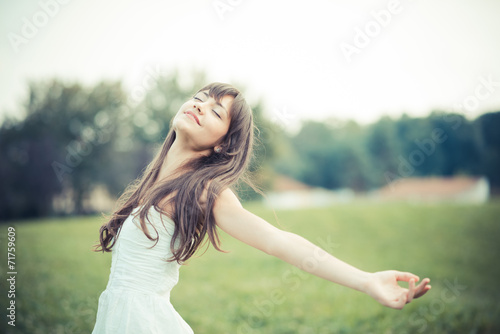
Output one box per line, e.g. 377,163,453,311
93,82,259,263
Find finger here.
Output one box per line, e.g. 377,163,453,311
395,271,420,282
419,278,430,287
414,278,431,299
415,278,430,291
415,284,432,298
415,286,431,299
407,278,416,303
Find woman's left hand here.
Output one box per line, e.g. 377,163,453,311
364,271,431,310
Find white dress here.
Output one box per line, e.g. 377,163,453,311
92,205,194,334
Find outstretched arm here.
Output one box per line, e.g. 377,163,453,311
213,189,431,310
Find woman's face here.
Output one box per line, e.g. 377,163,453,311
172,90,233,152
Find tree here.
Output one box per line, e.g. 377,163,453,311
475,111,500,189
0,79,127,220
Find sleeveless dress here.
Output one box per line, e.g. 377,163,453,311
92,205,194,334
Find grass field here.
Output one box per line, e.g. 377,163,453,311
1,201,500,334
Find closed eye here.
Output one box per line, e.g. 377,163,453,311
194,95,221,119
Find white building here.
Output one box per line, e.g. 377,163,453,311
264,175,355,210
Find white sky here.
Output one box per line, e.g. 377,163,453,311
1,0,500,127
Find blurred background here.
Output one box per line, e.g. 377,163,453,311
1,1,500,333
1,0,499,219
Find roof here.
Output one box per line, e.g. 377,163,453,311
379,176,486,197
271,175,313,192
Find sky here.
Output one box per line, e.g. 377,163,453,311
1,0,500,128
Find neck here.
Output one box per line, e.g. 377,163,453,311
158,135,208,181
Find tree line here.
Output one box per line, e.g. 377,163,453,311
1,72,499,221
272,111,499,193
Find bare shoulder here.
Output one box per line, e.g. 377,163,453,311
199,182,242,208
216,188,243,208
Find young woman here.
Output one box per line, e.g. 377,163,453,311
92,82,431,333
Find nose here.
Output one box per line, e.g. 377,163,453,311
193,103,203,114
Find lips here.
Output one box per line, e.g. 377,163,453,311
185,111,200,125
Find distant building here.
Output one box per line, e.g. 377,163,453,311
264,175,355,209
376,176,489,204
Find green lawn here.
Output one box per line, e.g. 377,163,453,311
1,201,499,334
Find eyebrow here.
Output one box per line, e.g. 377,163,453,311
201,92,228,117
